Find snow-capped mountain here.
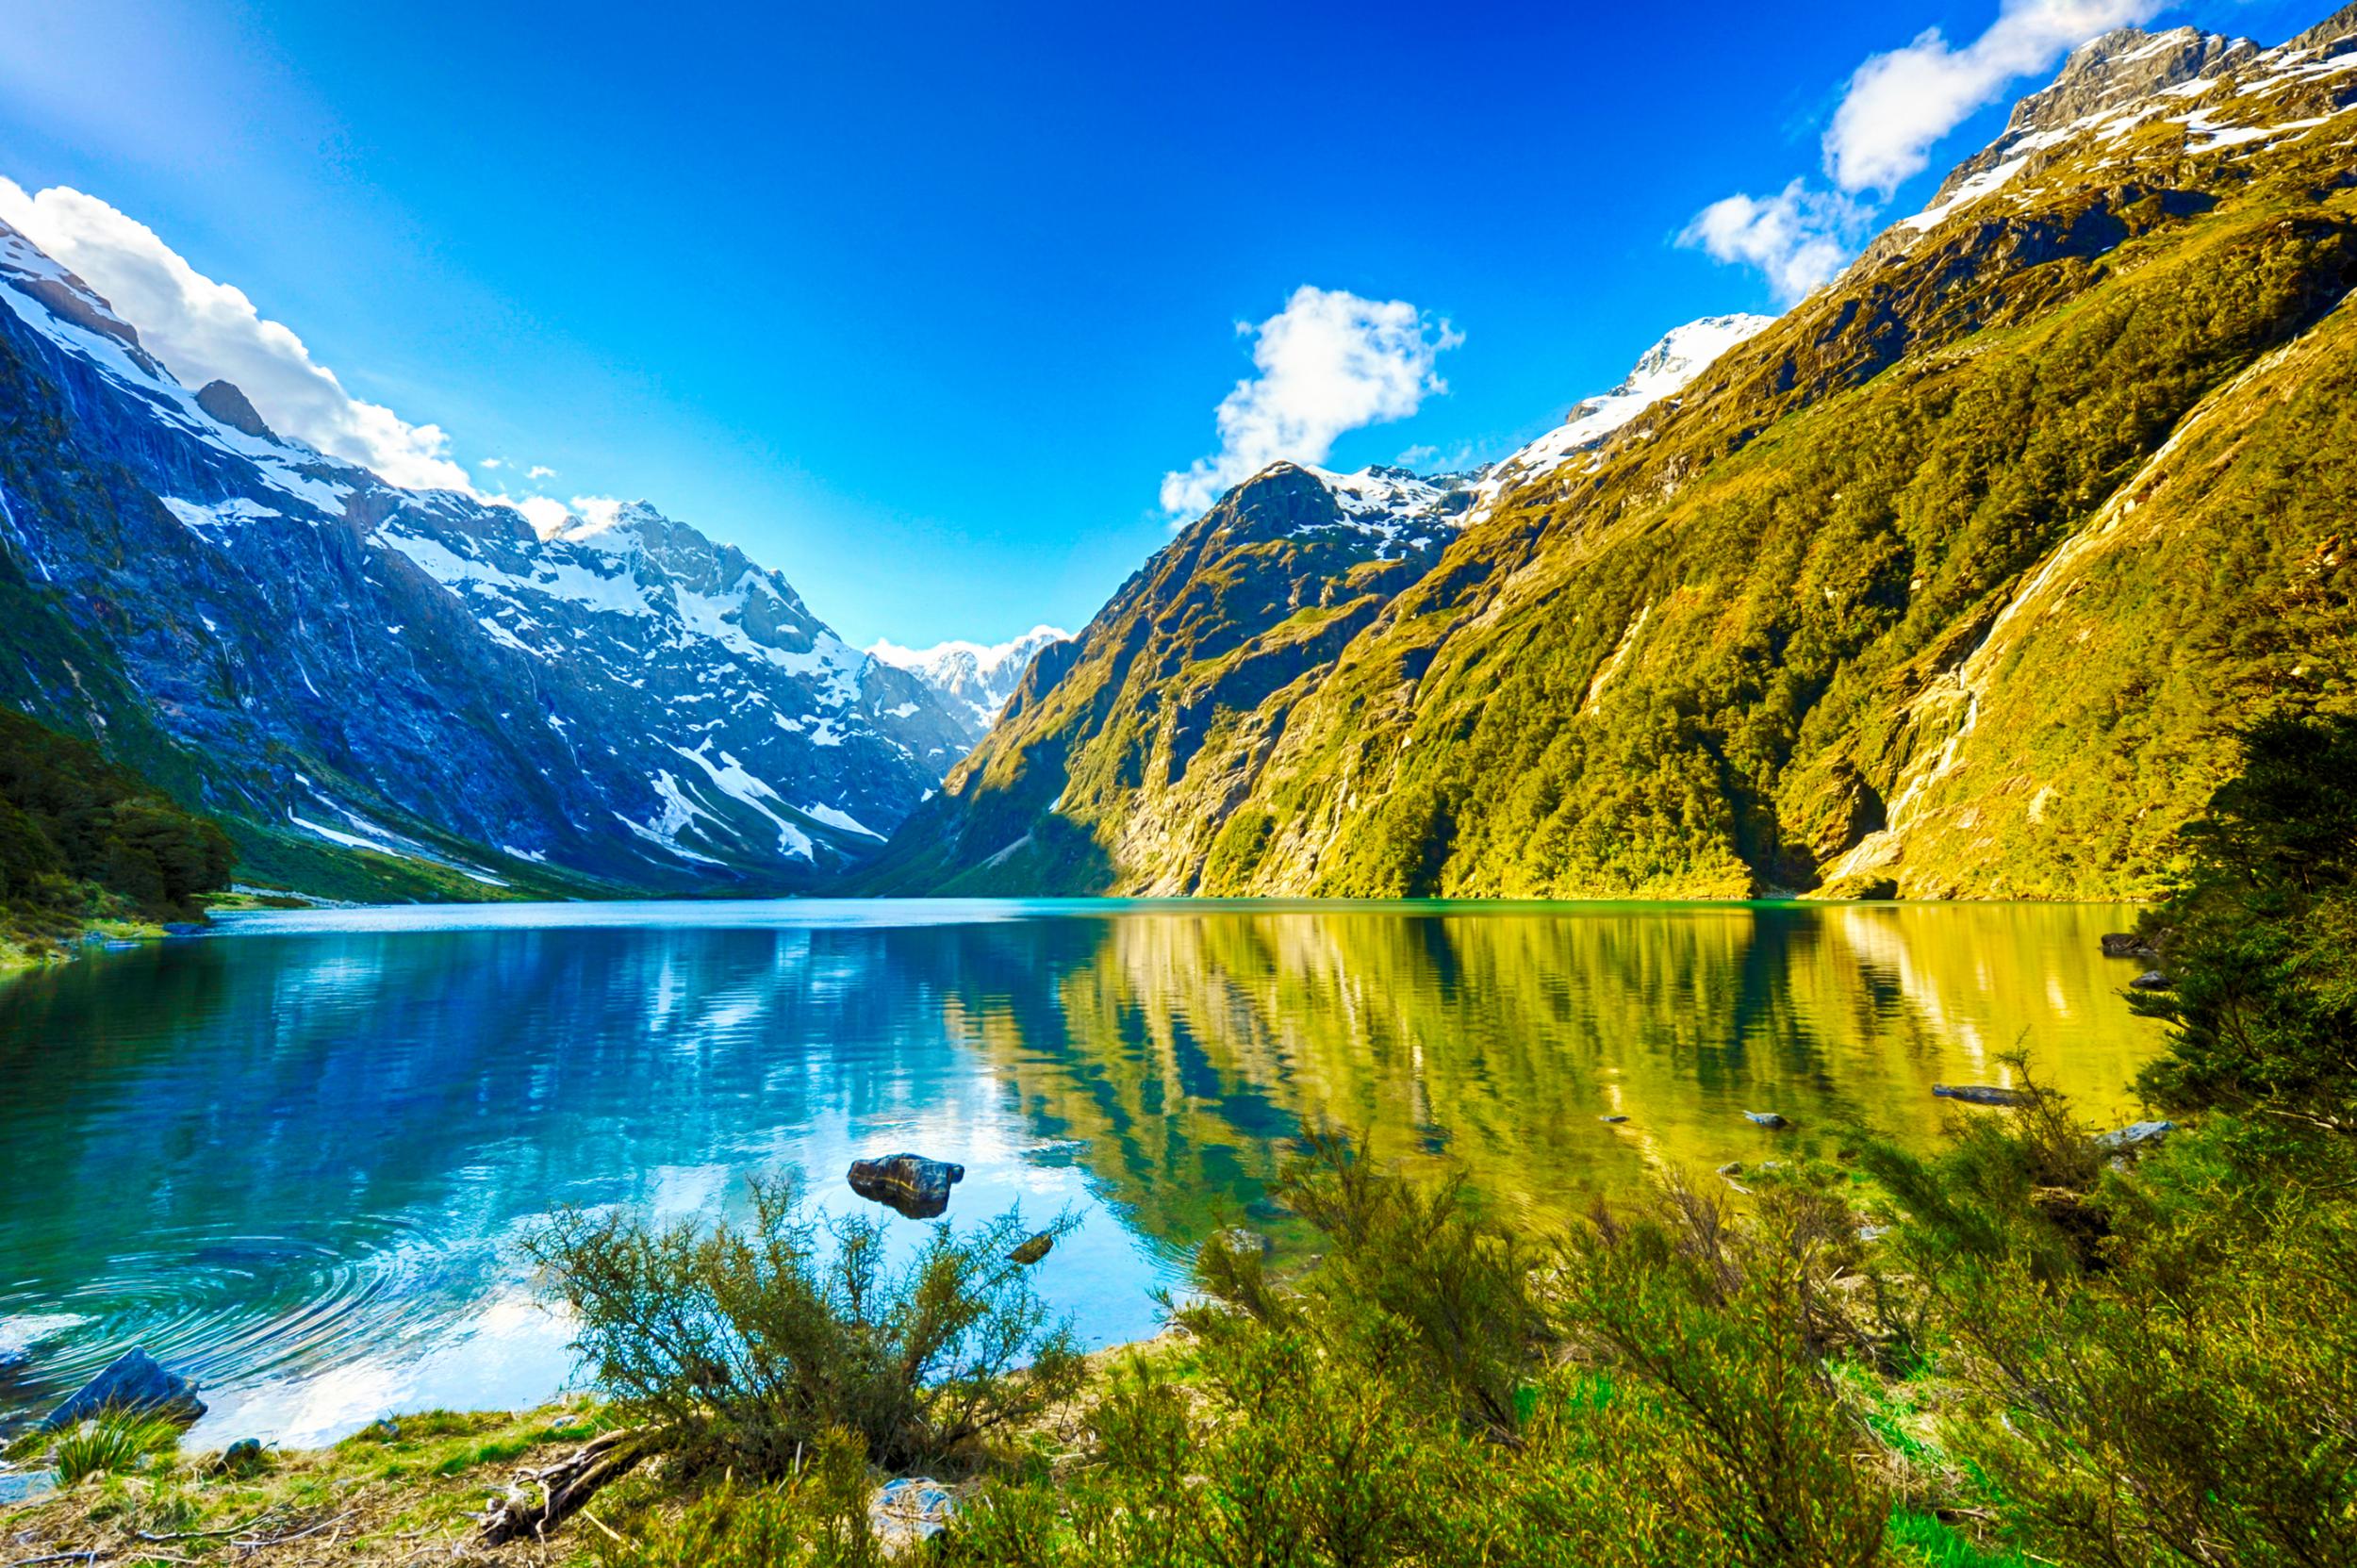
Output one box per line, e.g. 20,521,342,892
0,215,969,891
869,625,1070,741
1224,312,1777,553
1471,313,1775,501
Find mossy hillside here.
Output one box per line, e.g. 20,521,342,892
1256,157,2357,900
891,41,2357,900
858,466,1456,896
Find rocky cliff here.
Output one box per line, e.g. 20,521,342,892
0,222,967,897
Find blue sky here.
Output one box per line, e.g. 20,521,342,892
0,0,2325,649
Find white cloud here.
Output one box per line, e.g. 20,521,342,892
566,496,631,536
1680,181,1872,305
1682,1,2162,300
506,496,571,536
0,177,474,491
1159,285,1461,517
526,464,555,480
1825,0,2163,192
479,456,505,470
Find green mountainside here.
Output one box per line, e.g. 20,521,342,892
869,8,2357,900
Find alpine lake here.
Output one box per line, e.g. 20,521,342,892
0,899,2162,1446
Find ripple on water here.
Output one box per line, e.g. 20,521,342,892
0,1213,461,1413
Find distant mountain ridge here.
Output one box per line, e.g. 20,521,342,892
0,218,968,896
856,309,1777,895
867,1,2357,900
870,625,1070,742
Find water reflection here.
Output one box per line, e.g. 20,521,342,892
0,900,2158,1444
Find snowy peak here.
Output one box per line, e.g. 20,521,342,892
0,218,170,381
1896,8,2357,239
0,211,971,891
1475,312,1775,498
871,625,1070,737
1207,313,1775,556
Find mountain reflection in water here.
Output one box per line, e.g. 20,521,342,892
0,900,2158,1444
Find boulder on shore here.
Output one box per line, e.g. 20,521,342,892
1934,1083,2030,1107
847,1153,966,1219
39,1347,205,1429
870,1477,959,1557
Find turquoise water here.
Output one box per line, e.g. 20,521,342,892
0,899,2161,1445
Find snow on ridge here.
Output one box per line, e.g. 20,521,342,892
870,624,1071,729
1471,312,1776,503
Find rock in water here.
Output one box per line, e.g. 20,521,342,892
1599,1114,1630,1124
1008,1230,1055,1266
1743,1111,1790,1129
2100,933,2158,959
0,1470,58,1506
847,1153,966,1219
39,1347,205,1429
2131,970,2172,990
1934,1083,2030,1107
2095,1119,2178,1153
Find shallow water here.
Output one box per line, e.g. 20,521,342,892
0,899,2159,1444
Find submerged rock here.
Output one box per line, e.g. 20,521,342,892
2094,1119,2177,1153
39,1347,205,1429
1934,1083,2030,1107
1743,1111,1790,1129
848,1153,965,1219
2100,933,2159,960
0,1469,58,1506
1008,1230,1055,1267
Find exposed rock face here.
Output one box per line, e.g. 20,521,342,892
0,217,970,894
876,4,2357,902
193,379,273,439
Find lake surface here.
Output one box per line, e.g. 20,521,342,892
0,899,2160,1445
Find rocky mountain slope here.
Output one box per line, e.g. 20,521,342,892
0,223,968,896
869,625,1070,744
872,4,2357,900
858,315,1773,894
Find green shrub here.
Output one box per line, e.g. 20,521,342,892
526,1175,1083,1477
2134,712,2357,1135
1866,1096,2357,1568
0,706,235,922
1543,1180,1891,1568
47,1408,183,1484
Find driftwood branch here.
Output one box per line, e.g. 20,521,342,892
476,1427,649,1546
